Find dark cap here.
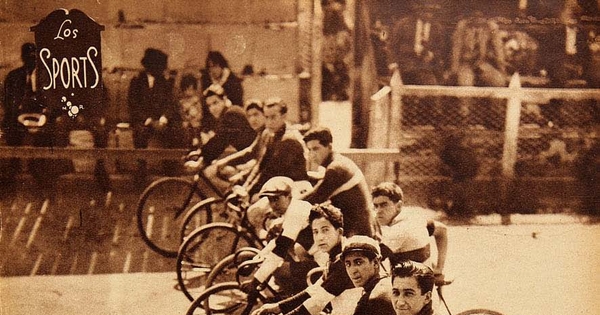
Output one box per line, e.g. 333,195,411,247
341,235,381,259
258,176,293,198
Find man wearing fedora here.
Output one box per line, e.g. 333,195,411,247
127,48,182,184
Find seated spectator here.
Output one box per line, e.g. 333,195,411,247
1,42,72,198
200,51,244,132
178,74,203,147
127,48,183,183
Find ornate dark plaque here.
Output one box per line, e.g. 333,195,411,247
30,9,104,118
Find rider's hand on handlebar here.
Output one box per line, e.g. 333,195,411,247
184,157,204,173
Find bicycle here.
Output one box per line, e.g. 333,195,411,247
185,257,281,315
136,152,231,258
176,191,268,301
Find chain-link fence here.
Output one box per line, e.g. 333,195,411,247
369,80,600,216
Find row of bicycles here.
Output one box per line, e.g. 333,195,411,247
135,154,505,315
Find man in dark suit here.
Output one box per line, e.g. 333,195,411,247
127,48,182,182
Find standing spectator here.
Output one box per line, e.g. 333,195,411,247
200,51,244,132
178,74,203,148
301,127,374,238
386,1,447,126
450,11,507,127
127,48,182,183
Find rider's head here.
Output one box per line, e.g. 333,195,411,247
371,182,404,226
203,85,228,120
391,260,435,315
309,202,343,254
263,97,288,133
341,235,382,287
245,99,265,132
259,176,293,215
303,127,334,166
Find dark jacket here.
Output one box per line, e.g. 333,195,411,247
127,71,180,127
353,276,395,315
200,105,256,164
303,152,374,238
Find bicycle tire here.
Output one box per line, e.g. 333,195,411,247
177,223,259,301
455,309,505,315
205,248,261,288
180,197,223,241
186,282,259,315
137,177,209,258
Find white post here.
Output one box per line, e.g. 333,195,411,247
502,73,523,179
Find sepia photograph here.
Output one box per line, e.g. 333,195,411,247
0,0,599,314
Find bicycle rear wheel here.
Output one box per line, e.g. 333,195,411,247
177,223,258,301
137,177,209,258
456,309,504,315
186,282,259,315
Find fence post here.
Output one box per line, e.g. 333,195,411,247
500,72,523,223
389,68,403,182
367,86,391,185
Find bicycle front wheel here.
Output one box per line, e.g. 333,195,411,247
205,247,261,288
186,282,259,315
456,309,505,315
137,177,208,258
177,223,257,301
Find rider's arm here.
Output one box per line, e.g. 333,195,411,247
216,134,260,167
253,203,311,283
432,220,448,274
301,164,350,203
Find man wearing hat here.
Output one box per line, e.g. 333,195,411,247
241,176,315,295
127,48,182,183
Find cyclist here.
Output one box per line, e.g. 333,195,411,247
250,202,351,315
301,127,374,238
215,97,308,199
241,176,317,295
371,182,447,279
391,260,439,315
341,235,395,315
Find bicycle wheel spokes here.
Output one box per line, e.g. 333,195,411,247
177,224,253,301
137,178,205,258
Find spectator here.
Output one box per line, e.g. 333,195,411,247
127,48,182,183
301,127,374,238
200,51,244,132
450,11,507,127
1,42,71,198
386,1,447,126
1,43,38,195
391,260,439,315
178,74,203,147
